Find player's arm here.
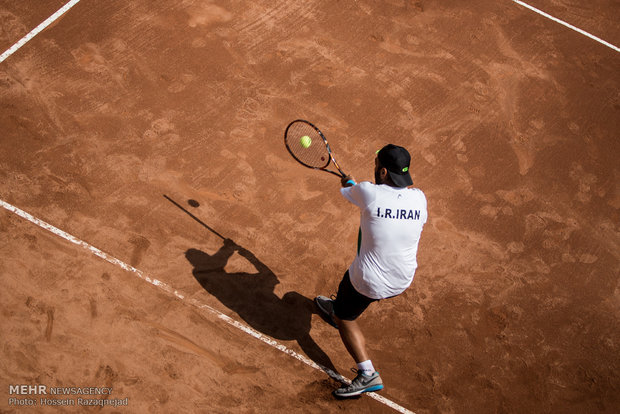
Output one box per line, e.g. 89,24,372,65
340,181,375,209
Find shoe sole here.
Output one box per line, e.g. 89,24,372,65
334,384,384,398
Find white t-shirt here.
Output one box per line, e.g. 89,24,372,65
341,181,427,299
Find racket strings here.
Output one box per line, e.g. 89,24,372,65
285,122,330,169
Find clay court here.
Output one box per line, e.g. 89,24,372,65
1,0,619,413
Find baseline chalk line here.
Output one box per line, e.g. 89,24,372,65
510,0,620,53
0,0,82,63
0,198,415,414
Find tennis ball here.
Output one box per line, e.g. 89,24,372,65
300,135,312,148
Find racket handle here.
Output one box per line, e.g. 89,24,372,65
345,179,356,186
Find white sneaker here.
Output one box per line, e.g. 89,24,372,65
334,369,384,398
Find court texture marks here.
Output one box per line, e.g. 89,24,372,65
1,1,618,413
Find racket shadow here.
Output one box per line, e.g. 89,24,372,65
185,243,338,375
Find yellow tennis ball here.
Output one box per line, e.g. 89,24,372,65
300,135,312,148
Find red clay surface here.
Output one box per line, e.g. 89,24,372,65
1,1,619,413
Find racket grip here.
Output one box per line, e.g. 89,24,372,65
341,175,356,187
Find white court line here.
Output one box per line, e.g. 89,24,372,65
0,0,82,63
0,198,415,414
510,0,620,53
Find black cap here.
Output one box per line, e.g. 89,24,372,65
377,144,413,187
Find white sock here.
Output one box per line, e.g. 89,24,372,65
357,360,375,376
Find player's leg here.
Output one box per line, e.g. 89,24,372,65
334,316,369,363
316,271,383,397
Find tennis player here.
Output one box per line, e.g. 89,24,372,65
315,144,427,398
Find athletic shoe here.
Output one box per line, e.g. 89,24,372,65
334,369,384,398
314,295,338,328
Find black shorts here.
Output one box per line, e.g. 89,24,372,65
333,271,377,321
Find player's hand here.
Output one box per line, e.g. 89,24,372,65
341,175,356,187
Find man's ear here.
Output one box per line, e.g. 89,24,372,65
380,167,389,180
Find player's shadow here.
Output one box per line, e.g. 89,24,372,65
185,239,337,374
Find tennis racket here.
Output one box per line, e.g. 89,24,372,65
284,119,348,178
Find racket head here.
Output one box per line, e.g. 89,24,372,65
284,119,331,170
